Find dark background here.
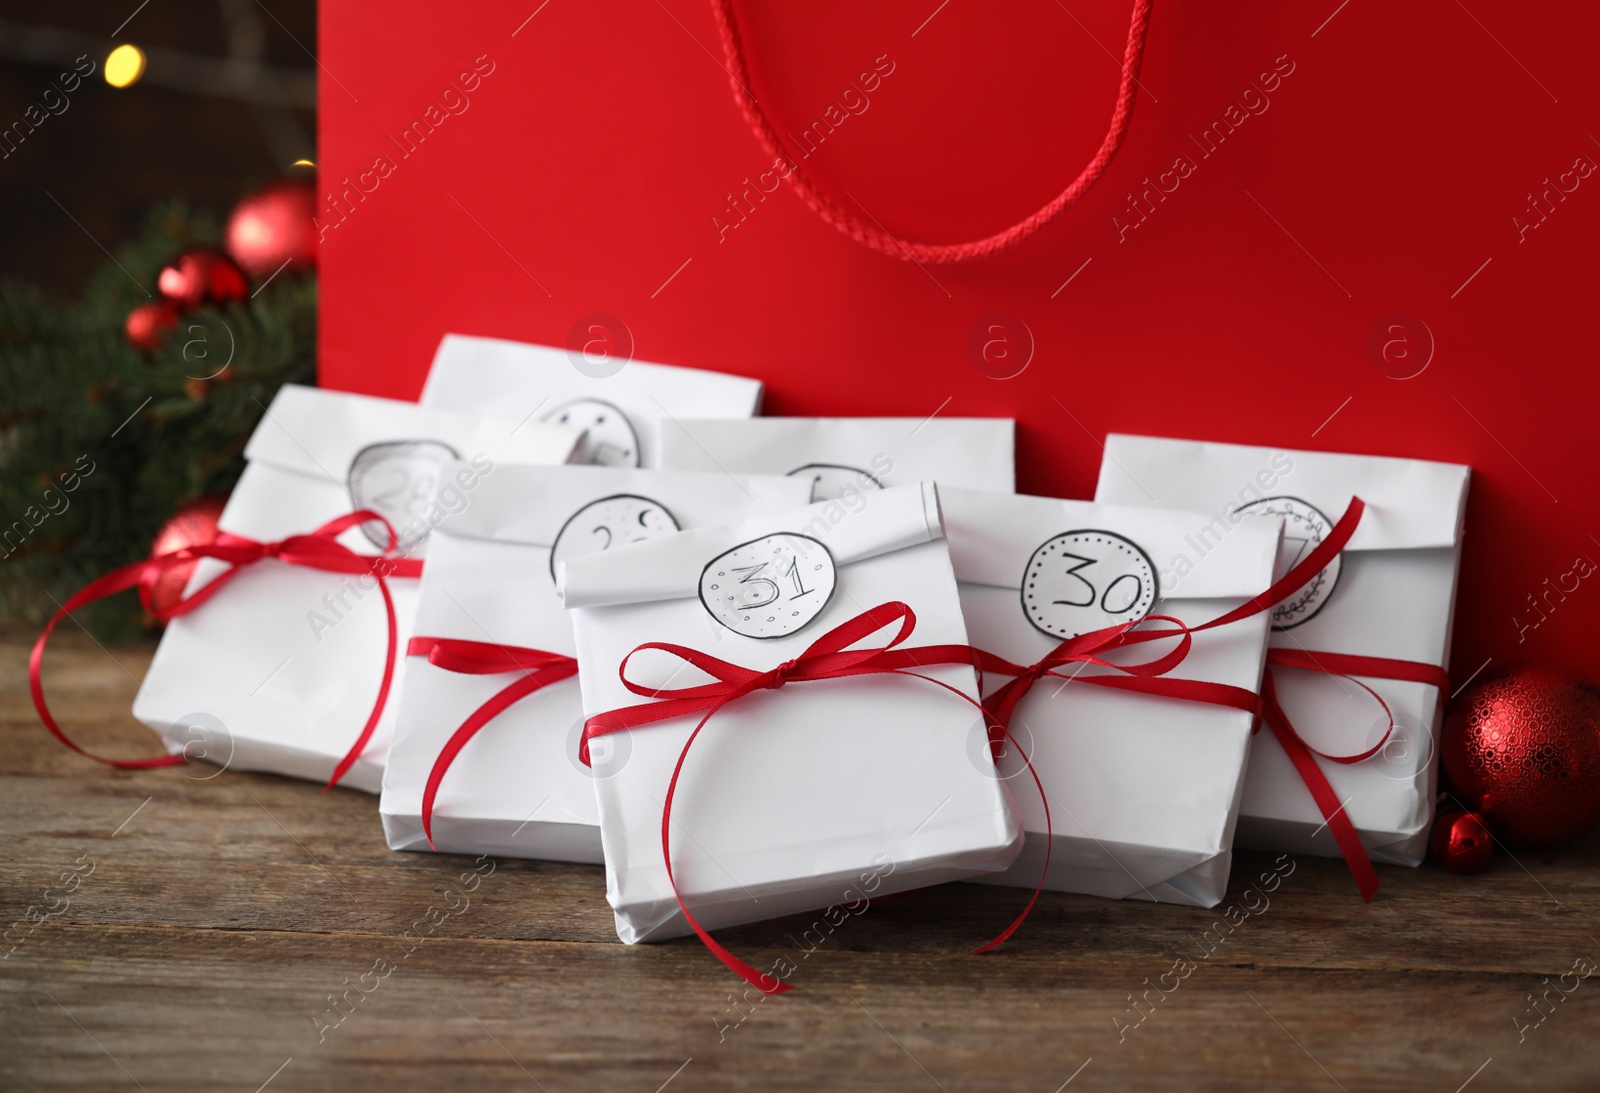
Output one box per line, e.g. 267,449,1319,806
0,0,316,296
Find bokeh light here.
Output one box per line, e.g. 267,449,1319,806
104,44,146,88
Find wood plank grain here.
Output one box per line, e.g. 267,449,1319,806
4,627,1599,1090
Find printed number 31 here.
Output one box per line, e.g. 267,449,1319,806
731,557,811,610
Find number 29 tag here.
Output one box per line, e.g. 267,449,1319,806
699,533,836,639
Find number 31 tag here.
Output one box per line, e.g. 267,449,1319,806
1022,529,1158,640
699,533,837,639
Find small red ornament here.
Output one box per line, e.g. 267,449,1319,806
225,178,318,279
1430,809,1494,872
147,497,228,615
156,247,249,310
124,299,180,352
1442,662,1600,849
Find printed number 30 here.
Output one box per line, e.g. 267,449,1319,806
1055,552,1142,614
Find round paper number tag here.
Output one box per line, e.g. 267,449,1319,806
542,398,640,467
699,533,836,639
347,439,461,548
549,494,680,581
1022,529,1158,639
787,462,882,502
1233,495,1342,630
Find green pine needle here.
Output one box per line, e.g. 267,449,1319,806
0,202,316,641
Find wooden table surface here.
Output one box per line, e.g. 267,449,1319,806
3,627,1597,1092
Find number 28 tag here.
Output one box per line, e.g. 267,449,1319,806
699,533,837,639
1022,529,1158,640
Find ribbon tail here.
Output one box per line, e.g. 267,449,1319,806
661,700,792,996
420,662,579,849
29,560,186,770
1262,673,1380,902
325,573,400,791
972,719,1051,955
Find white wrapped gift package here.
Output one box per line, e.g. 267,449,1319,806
131,385,583,792
1094,435,1471,868
941,488,1282,907
655,416,1014,500
380,464,812,861
419,333,763,468
561,482,1023,944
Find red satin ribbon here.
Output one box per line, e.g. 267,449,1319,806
30,510,422,789
1130,493,1447,902
581,600,1246,990
948,496,1449,906
583,601,1015,995
1150,494,1444,901
404,637,579,849
578,493,1449,991
965,490,1370,747
950,495,1368,913
961,620,1263,944
1258,648,1452,901
579,500,1372,991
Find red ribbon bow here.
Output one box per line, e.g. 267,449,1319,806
1259,648,1451,901
1185,496,1450,902
960,492,1373,734
30,510,422,789
1000,494,1447,904
871,499,1379,933
582,601,1005,995
404,637,579,848
952,617,1263,948
575,494,1452,992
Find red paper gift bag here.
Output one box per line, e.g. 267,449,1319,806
319,0,1600,676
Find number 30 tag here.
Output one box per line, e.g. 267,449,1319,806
699,533,837,639
1022,529,1157,640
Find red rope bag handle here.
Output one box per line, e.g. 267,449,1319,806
708,0,1154,263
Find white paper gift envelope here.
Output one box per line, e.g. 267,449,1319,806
940,488,1282,908
560,483,1023,944
418,333,763,468
1094,434,1471,871
131,385,584,792
655,417,1014,499
380,464,812,861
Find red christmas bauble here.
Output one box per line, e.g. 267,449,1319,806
125,299,180,352
1429,809,1494,872
1442,662,1600,848
148,497,228,615
156,247,249,310
225,178,318,279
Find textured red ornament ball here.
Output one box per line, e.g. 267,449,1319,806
1442,662,1600,849
225,178,318,279
1429,809,1494,872
124,299,180,352
156,247,249,310
147,496,228,615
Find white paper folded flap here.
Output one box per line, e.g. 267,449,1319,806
245,384,584,483
1095,434,1471,867
434,464,809,548
419,334,763,467
1097,434,1470,551
378,463,812,859
940,488,1282,602
656,417,1015,496
561,482,943,609
568,476,1018,941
